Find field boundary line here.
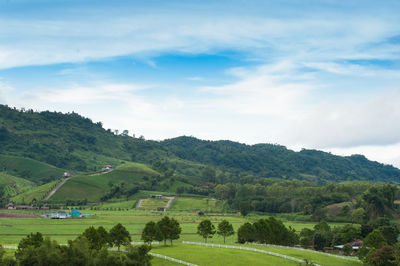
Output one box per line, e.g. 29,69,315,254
149,252,198,266
182,241,319,265
248,243,360,261
44,177,70,200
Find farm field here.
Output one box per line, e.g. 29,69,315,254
139,198,170,210
50,162,161,202
169,197,225,212
0,209,348,244
10,180,59,204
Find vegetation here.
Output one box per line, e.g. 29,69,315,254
1,227,151,265
197,219,216,243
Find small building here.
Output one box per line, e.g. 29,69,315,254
157,207,166,211
57,211,68,219
150,195,163,199
40,206,50,210
70,209,81,217
63,172,71,178
103,165,113,171
7,203,16,210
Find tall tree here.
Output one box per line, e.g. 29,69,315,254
217,220,234,244
157,216,181,245
141,221,162,247
109,223,131,251
197,220,216,243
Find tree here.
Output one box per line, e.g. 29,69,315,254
237,222,255,244
157,216,181,245
351,208,365,224
81,226,110,250
364,230,387,250
109,223,131,251
141,221,162,246
300,236,311,248
239,201,251,216
367,245,396,266
197,220,216,243
217,220,234,244
342,244,353,256
313,232,329,251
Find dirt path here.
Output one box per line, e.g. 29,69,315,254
136,199,143,208
165,196,175,208
136,196,175,209
44,177,71,200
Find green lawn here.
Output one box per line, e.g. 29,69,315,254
241,245,361,266
152,244,298,266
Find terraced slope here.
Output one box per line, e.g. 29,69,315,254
0,155,65,184
50,162,162,202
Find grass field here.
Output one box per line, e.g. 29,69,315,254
0,209,348,244
0,154,65,183
50,162,162,202
0,209,360,266
152,244,298,266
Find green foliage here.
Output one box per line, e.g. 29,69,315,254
157,216,182,245
364,229,387,249
342,244,353,256
12,227,151,266
367,245,396,266
1,105,399,187
217,220,234,244
197,219,216,243
81,226,110,250
109,223,131,251
141,221,162,246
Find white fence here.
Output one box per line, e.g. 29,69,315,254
149,252,198,266
248,243,360,262
130,241,160,245
182,241,320,266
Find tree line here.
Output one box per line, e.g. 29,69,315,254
0,223,150,266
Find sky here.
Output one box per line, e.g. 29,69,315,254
1,0,400,167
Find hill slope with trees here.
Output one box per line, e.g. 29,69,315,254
0,104,399,185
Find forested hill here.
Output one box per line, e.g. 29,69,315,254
0,104,399,184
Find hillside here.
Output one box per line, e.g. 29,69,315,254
1,104,399,185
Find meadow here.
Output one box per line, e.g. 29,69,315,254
0,209,361,265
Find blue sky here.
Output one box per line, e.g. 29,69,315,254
1,0,400,166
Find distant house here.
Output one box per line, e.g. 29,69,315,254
150,195,163,199
103,165,113,171
40,206,50,210
334,239,363,250
57,211,68,219
7,203,16,210
70,209,81,217
157,207,166,211
7,203,38,210
63,172,71,178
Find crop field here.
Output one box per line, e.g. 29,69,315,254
50,162,161,202
0,209,347,244
139,198,170,209
11,180,59,204
169,197,224,212
0,154,65,183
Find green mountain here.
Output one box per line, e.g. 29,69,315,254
1,104,399,186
